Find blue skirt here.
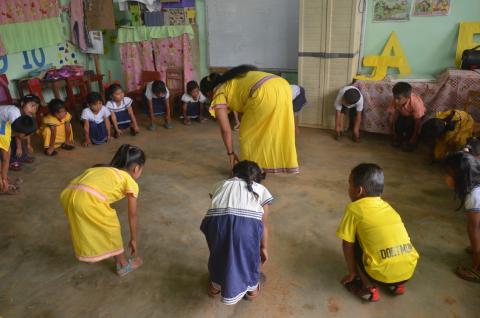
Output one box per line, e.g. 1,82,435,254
89,121,108,145
10,137,29,164
186,101,200,118
293,86,307,114
200,209,263,305
115,109,131,129
144,97,167,117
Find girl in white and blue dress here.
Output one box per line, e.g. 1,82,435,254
180,80,207,125
106,84,140,137
81,92,111,146
201,160,273,305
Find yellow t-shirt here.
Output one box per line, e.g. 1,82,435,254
336,197,419,283
42,112,72,128
66,167,139,203
0,121,11,152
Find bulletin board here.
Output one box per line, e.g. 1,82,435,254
205,0,299,71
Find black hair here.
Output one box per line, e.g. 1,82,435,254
151,80,167,96
106,83,124,101
444,151,480,209
186,80,200,95
465,137,480,157
343,88,361,105
11,115,36,136
86,92,103,107
110,144,146,170
421,111,457,143
20,94,40,107
232,160,266,199
392,82,412,98
350,163,384,197
47,98,66,115
200,65,258,95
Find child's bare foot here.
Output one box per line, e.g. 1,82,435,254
44,148,58,156
183,118,191,126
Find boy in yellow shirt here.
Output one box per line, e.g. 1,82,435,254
337,163,419,302
0,116,37,193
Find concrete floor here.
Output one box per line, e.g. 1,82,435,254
1,118,479,318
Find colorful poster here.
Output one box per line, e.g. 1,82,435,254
373,0,412,22
413,0,451,16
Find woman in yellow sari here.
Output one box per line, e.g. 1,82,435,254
200,65,299,173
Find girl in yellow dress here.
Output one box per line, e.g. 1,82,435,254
200,65,299,174
422,109,474,163
60,144,145,276
40,99,75,156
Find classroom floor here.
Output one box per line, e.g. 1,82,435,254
1,118,479,318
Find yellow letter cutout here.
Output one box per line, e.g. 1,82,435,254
456,22,480,68
355,32,411,81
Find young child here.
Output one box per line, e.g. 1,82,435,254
0,116,37,194
144,80,172,130
60,144,145,276
422,109,474,163
334,86,364,142
40,99,75,156
444,152,480,283
181,80,207,125
81,92,112,146
291,84,307,135
106,84,140,137
201,161,272,305
337,163,419,302
388,82,425,152
0,95,40,170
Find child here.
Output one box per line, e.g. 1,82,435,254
0,95,40,170
337,163,419,302
388,82,425,152
0,116,36,194
181,80,207,125
40,99,75,156
444,152,480,283
334,86,364,142
60,144,145,276
201,161,272,305
106,84,140,137
422,109,474,163
81,92,112,146
144,80,172,130
291,84,307,135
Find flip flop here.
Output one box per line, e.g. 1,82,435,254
244,273,266,301
61,144,75,151
455,266,480,283
116,256,143,277
344,277,380,302
9,162,22,171
207,282,221,297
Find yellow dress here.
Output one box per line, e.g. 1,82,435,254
60,167,139,262
210,71,299,173
40,112,74,148
434,110,474,160
0,121,11,152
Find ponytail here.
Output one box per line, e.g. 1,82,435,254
232,160,266,199
110,144,146,170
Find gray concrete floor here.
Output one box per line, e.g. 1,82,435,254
1,119,479,318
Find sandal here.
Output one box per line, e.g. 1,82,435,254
207,282,221,298
455,266,480,283
344,277,380,302
244,272,266,301
61,144,75,151
116,256,143,277
387,283,406,295
9,162,22,171
44,149,58,156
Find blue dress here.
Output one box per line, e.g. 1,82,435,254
89,121,108,144
200,178,273,305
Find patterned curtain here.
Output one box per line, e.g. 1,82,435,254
119,41,156,92
0,0,59,24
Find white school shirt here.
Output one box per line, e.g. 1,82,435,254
334,86,364,112
208,177,273,221
105,97,133,113
81,106,111,124
145,82,170,101
291,85,301,100
181,91,207,104
465,186,480,212
0,105,21,123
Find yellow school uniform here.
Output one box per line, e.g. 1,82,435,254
60,167,139,262
0,121,11,152
336,197,419,283
40,112,74,148
434,110,474,160
210,71,299,173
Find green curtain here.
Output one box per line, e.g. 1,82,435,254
117,25,194,43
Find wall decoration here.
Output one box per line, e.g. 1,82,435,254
456,22,480,68
85,0,115,30
164,8,186,26
373,0,412,22
0,0,59,25
185,7,196,25
57,42,79,65
413,0,451,16
83,31,104,54
355,32,411,81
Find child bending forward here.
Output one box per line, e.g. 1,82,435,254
201,161,272,305
337,163,419,302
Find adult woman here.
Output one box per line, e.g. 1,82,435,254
200,65,299,173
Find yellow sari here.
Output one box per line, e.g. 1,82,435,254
434,110,474,160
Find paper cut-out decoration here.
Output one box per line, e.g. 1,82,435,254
373,0,412,22
185,7,196,25
164,8,186,25
456,22,480,68
355,32,411,81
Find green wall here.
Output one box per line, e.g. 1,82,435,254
362,0,480,76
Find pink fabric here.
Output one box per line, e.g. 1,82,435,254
354,69,480,134
70,0,87,51
387,93,426,119
119,34,194,92
0,0,59,25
